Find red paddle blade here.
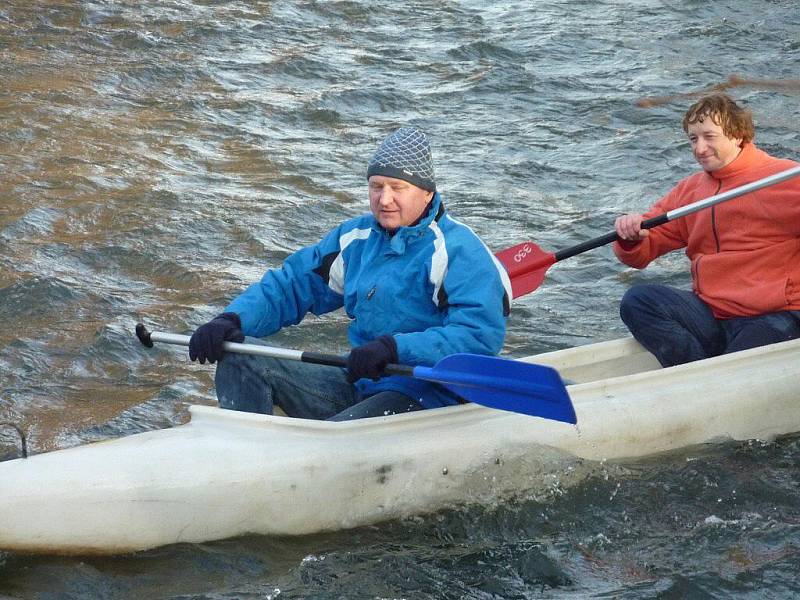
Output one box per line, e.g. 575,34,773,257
495,242,556,298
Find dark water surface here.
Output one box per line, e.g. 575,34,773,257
1,1,800,598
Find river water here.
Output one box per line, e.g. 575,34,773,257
1,1,799,598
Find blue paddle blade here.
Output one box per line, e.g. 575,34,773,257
413,354,576,424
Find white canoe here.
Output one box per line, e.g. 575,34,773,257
1,336,799,555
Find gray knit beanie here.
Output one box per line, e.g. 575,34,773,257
366,127,436,192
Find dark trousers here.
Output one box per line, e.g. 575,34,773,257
619,284,800,367
214,337,424,421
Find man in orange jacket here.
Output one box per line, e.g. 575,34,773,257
613,93,800,367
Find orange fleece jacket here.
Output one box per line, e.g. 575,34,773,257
613,143,800,318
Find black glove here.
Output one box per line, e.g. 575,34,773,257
188,312,244,364
346,335,398,383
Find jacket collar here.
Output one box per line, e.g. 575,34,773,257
708,142,767,180
373,192,444,253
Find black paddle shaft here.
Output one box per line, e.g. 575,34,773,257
554,214,669,262
299,351,415,377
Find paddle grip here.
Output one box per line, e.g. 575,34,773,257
642,214,670,230
135,323,154,348
553,214,669,262
554,231,618,261
382,363,415,377
302,354,414,378
301,352,347,368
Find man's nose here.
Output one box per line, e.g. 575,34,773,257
378,187,393,204
694,139,708,154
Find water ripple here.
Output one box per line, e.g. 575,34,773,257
2,0,800,596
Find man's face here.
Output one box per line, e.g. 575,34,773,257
369,175,434,231
687,116,743,172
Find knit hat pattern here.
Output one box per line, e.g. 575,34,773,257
366,127,436,191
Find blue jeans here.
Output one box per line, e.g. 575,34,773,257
619,284,800,367
214,337,424,421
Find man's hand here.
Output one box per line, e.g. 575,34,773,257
189,313,245,364
615,213,649,242
346,335,398,383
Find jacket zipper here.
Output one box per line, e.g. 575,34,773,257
710,179,722,253
695,179,724,295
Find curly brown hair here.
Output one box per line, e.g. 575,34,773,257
682,93,755,143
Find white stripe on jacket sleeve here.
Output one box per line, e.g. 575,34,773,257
328,227,372,294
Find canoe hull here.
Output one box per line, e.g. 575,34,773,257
2,337,799,554
0,403,585,554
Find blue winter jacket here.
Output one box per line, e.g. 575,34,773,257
225,193,511,408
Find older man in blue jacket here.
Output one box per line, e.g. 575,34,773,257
189,127,511,420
